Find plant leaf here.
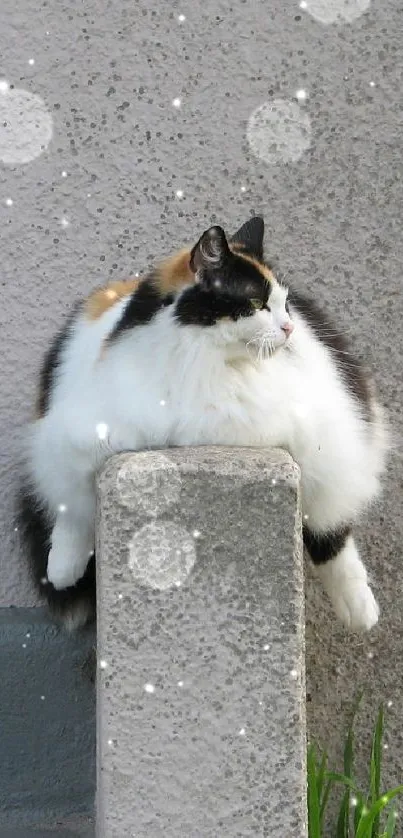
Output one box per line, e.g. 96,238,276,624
325,771,359,793
307,744,321,838
316,749,328,802
356,787,403,838
385,805,398,838
336,788,350,838
319,778,333,828
369,704,384,837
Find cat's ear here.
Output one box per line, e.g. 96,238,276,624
190,226,231,275
230,216,264,260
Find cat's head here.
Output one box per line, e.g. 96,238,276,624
175,217,293,359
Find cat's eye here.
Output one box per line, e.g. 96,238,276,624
285,301,290,314
251,299,263,311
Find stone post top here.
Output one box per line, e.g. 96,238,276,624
97,446,301,491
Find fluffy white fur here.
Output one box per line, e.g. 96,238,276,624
27,279,388,631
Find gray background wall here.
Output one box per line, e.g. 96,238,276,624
1,0,402,829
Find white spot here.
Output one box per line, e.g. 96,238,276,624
28,58,35,66
40,695,45,700
88,550,95,558
247,99,312,165
239,728,246,736
60,216,69,228
128,521,197,591
135,271,139,277
118,593,123,600
178,14,186,22
144,683,155,693
176,189,184,198
26,632,30,638
300,0,308,7
367,650,374,659
61,170,67,177
107,739,113,746
387,700,393,708
193,530,201,539
290,668,298,679
271,478,277,486
5,198,13,206
240,185,247,193
0,86,53,165
96,422,109,441
22,643,27,648
87,192,91,197
296,89,307,101
301,0,371,24
369,81,375,87
160,399,166,406
58,504,67,513
46,30,50,35
263,644,270,651
172,97,182,108
213,278,222,288
177,680,184,687
351,796,358,807
99,659,108,669
14,526,18,532
303,514,309,521
40,576,47,585
259,701,263,706
383,743,389,750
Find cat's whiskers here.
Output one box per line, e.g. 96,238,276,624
246,331,275,362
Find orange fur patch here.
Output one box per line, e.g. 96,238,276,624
84,278,141,321
156,247,194,292
84,249,194,323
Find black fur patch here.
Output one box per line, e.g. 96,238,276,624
107,276,174,343
303,525,351,565
37,301,82,417
175,253,270,327
288,290,372,417
16,479,96,625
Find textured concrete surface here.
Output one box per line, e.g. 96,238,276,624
96,448,306,837
0,610,95,829
1,0,403,830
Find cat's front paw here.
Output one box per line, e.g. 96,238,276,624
333,582,380,632
47,547,85,590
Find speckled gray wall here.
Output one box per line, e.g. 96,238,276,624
1,0,402,814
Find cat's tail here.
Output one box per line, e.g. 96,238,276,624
15,478,95,631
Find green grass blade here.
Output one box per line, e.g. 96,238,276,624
319,778,333,828
336,789,350,838
354,794,366,834
325,771,359,793
316,750,328,802
355,787,403,838
385,805,398,838
307,744,321,838
369,704,384,837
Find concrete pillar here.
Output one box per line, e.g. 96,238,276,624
96,447,306,838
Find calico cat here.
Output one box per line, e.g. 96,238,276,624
17,217,388,632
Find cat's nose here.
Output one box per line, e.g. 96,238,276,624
281,321,294,338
